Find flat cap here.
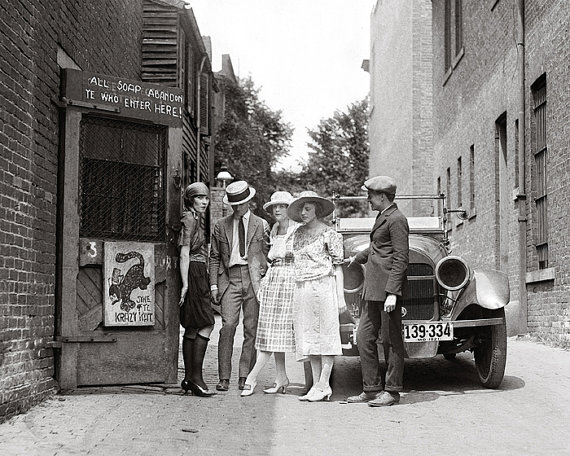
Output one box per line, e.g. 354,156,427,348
361,175,397,195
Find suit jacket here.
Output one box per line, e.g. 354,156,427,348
209,212,270,297
354,204,409,301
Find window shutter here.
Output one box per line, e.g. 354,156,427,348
141,1,179,86
199,73,210,135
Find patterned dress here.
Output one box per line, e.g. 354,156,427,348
292,225,344,361
255,222,298,352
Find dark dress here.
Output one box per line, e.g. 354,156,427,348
179,210,215,331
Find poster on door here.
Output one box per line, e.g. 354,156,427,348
103,241,155,326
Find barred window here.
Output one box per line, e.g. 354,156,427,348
457,156,462,208
79,116,167,242
532,76,548,268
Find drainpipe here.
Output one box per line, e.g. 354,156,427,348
516,0,528,334
196,55,207,181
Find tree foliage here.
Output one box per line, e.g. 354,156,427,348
214,76,293,212
292,98,370,216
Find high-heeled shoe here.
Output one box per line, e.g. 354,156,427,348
263,378,289,394
181,379,216,397
307,386,332,402
298,386,316,401
240,380,257,397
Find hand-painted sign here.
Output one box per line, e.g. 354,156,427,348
62,69,183,127
103,242,155,326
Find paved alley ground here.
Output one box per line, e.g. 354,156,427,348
0,315,569,456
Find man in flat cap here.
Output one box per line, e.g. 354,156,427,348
347,175,409,406
209,180,270,391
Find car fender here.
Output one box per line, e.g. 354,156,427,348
451,269,510,319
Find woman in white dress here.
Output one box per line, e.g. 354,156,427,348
241,191,299,397
287,191,347,402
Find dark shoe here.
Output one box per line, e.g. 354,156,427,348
182,379,215,397
347,391,381,403
216,379,229,391
368,391,400,407
238,377,247,390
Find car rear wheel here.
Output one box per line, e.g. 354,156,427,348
474,308,507,388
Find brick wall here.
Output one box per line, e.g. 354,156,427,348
431,0,570,345
0,0,142,423
368,0,433,216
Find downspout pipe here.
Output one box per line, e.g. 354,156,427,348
516,0,528,334
196,55,207,180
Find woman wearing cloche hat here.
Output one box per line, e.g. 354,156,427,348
178,182,216,397
287,191,347,402
241,191,300,396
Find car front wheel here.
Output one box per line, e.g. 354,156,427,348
474,308,507,388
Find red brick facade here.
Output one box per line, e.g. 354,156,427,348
431,0,569,345
0,0,217,422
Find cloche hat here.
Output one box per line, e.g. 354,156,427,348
184,182,209,200
263,191,294,212
287,191,335,223
222,180,256,205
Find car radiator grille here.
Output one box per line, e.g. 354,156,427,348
402,263,435,320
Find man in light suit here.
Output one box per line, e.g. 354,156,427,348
209,181,270,391
347,176,409,406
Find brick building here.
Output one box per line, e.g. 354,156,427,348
431,0,569,344
367,0,433,216
0,0,218,422
368,0,569,344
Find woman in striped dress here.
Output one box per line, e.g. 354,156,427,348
241,191,298,397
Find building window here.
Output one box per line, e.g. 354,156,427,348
455,0,463,54
437,176,442,216
443,0,464,81
514,119,519,187
79,117,166,242
532,75,548,268
457,156,463,207
469,145,476,212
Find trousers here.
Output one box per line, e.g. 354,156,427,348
218,264,259,380
356,300,405,392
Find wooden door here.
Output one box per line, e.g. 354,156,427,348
57,111,181,388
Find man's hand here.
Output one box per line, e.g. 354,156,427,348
211,288,219,304
344,256,356,268
384,294,397,313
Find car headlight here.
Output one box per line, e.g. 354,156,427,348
435,255,471,291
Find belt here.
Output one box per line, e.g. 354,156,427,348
229,263,249,269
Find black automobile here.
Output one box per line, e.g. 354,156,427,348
335,194,509,388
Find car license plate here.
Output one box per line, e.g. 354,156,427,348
403,322,453,342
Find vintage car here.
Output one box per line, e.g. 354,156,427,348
334,194,510,389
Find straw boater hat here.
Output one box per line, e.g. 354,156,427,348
287,191,335,223
263,191,294,212
222,180,256,205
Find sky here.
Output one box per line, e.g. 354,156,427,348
190,0,376,171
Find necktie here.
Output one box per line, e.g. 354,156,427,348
238,216,246,258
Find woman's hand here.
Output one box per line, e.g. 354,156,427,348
179,285,188,307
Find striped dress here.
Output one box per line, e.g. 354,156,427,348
255,222,298,352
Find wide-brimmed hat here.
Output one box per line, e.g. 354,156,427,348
263,191,294,212
222,180,256,205
287,191,335,223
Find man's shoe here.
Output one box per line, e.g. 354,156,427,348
368,391,400,407
238,377,247,390
216,379,229,391
347,391,381,403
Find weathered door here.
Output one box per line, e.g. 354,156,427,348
57,109,181,389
